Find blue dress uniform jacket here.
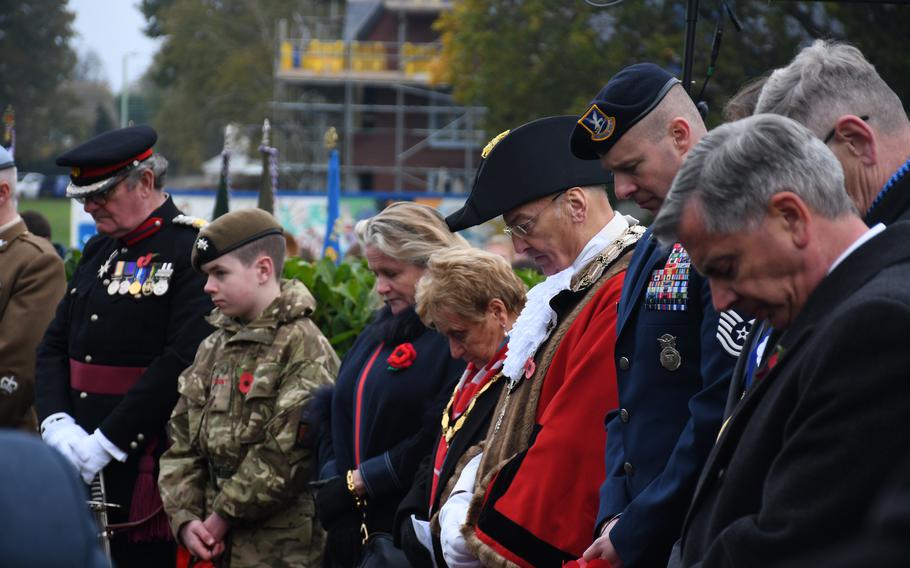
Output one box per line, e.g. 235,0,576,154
35,197,213,534
673,222,910,567
599,229,744,567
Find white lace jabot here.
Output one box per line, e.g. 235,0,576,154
502,214,632,381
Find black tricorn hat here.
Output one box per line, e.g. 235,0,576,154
446,116,611,232
56,125,158,199
571,63,681,160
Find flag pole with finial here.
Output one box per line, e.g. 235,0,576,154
322,127,342,264
212,125,232,219
257,118,278,214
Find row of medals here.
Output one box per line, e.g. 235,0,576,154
99,251,172,298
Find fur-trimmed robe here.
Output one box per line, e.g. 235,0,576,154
462,226,643,567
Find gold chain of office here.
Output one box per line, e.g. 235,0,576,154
440,372,504,444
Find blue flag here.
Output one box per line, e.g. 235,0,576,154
322,149,342,263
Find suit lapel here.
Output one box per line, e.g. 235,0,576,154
681,224,910,543
682,323,812,534
617,232,661,335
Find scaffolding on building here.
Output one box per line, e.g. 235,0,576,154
271,0,486,192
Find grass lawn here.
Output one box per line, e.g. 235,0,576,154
19,197,71,243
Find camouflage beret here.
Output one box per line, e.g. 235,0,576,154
191,208,284,271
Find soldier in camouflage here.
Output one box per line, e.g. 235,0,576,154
159,208,339,568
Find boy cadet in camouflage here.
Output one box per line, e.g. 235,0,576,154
158,208,340,568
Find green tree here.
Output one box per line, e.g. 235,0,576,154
0,1,82,172
800,2,910,110
140,0,301,175
93,103,116,136
436,1,910,134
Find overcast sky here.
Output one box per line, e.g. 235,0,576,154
68,0,162,92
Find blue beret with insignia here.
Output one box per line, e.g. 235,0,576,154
0,144,13,170
56,125,158,200
446,116,612,232
570,63,681,160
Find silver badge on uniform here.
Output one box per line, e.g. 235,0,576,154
657,333,682,371
0,375,18,395
153,262,174,296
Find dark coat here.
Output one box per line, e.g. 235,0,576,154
601,230,745,567
394,371,506,568
721,320,773,420
864,163,910,225
675,222,910,567
0,431,109,568
34,197,213,535
323,306,465,533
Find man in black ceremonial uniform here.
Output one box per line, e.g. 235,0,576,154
35,125,213,568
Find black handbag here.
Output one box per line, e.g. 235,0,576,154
356,532,411,568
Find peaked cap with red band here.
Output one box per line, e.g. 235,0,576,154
56,125,158,199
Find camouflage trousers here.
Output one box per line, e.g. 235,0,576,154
224,519,325,568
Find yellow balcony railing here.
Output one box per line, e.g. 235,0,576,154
279,39,441,79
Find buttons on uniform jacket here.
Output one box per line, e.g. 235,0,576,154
90,314,98,322
620,409,630,423
84,355,92,363
618,356,631,370
624,462,635,476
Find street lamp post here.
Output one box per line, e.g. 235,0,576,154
120,52,139,128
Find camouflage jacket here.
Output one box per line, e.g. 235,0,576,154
159,279,339,567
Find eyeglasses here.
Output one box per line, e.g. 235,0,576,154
75,175,127,206
822,115,869,145
503,191,565,239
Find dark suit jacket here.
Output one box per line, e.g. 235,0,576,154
721,321,773,420
675,221,910,567
601,229,744,567
865,165,910,225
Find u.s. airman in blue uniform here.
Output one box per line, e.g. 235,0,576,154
570,64,751,567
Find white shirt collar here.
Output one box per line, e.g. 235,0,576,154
571,212,631,272
828,223,886,275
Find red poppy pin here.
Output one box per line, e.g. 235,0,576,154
238,371,254,394
523,358,536,379
387,343,417,372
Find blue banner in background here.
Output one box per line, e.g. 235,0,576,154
322,149,342,263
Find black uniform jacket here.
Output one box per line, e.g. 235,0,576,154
675,221,910,567
394,374,506,568
35,197,212,519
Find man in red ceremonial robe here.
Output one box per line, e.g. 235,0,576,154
440,116,644,567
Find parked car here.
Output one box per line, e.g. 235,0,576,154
16,172,44,199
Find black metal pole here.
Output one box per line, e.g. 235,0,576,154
682,0,700,94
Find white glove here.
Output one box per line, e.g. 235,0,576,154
40,413,89,469
72,430,115,484
439,453,483,568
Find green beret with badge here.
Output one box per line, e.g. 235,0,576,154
191,208,284,272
